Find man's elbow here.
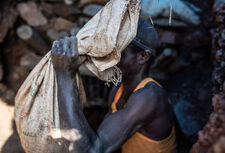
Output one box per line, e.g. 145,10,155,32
89,137,104,153
89,138,114,153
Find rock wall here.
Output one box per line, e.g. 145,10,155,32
191,2,225,153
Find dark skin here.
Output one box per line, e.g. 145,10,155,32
51,36,174,153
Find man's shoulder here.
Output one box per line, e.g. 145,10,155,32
132,81,168,104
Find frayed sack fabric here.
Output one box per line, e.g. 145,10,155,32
15,0,140,152
76,0,141,85
14,52,86,153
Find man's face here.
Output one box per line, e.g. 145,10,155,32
117,44,140,77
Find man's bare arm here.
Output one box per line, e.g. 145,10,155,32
52,37,97,153
51,36,159,153
95,88,158,153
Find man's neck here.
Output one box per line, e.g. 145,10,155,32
122,71,147,94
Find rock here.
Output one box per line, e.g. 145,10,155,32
148,69,168,81
70,27,80,36
47,29,69,40
51,17,74,32
53,4,81,18
140,0,201,26
0,8,18,43
20,52,42,70
17,25,33,40
0,64,3,81
0,83,16,104
79,0,109,7
16,25,49,55
83,4,103,16
214,137,225,153
6,66,29,92
163,48,174,56
160,31,178,45
191,3,225,152
151,48,176,68
0,83,7,93
214,0,225,9
40,2,54,18
152,19,189,27
64,0,75,5
169,58,189,73
47,29,60,41
174,99,206,144
58,31,69,38
17,2,47,27
78,16,89,27
179,29,210,50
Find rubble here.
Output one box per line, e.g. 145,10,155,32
0,8,18,43
0,83,15,104
174,100,204,143
20,52,42,70
47,29,60,41
152,18,189,27
51,17,74,31
83,4,103,16
70,27,80,36
159,31,178,45
213,137,225,153
16,25,49,55
40,2,54,18
151,48,176,69
17,2,47,27
0,63,3,81
78,16,89,27
64,0,75,5
140,0,201,26
214,0,225,9
53,3,81,18
79,0,109,7
191,2,225,153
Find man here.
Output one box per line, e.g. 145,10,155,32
51,20,176,153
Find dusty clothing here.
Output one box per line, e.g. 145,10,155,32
111,78,177,153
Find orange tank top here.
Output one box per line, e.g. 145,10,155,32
111,78,176,153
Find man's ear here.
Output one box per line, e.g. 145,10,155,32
137,51,151,65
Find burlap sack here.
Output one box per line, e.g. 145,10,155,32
14,52,86,153
77,0,141,84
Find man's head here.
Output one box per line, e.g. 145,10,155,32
118,20,160,78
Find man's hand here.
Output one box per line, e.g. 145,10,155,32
51,36,79,73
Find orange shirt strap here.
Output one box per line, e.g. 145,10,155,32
133,78,162,92
111,78,162,113
111,84,123,113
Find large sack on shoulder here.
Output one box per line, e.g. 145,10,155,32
14,51,85,153
76,0,141,84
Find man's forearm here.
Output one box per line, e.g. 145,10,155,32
56,70,101,153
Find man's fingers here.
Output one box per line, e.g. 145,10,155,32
71,36,77,57
58,39,64,54
52,36,77,57
63,36,69,55
52,40,59,53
